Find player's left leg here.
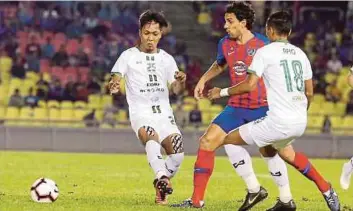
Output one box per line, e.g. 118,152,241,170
161,133,185,179
340,156,353,190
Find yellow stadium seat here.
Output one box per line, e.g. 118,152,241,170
324,73,337,84
18,107,34,126
73,109,90,128
201,111,210,125
26,71,39,82
61,101,73,109
101,123,114,129
0,107,5,120
342,87,353,103
182,104,194,112
312,94,325,104
42,72,51,82
120,78,126,94
48,108,60,126
340,66,351,76
306,115,324,134
322,101,335,115
198,99,211,111
33,107,48,127
210,105,223,113
0,85,9,105
8,78,24,96
59,109,74,128
102,95,113,107
5,107,20,126
335,102,347,116
0,56,13,72
38,100,47,108
74,101,87,109
329,116,343,135
183,97,197,105
342,116,353,135
48,100,60,108
88,94,102,109
95,109,104,121
117,110,128,122
171,103,177,111
198,12,211,24
337,75,350,93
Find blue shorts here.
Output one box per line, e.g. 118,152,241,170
212,105,269,133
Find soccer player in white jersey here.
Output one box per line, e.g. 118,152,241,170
108,10,186,205
207,11,340,211
340,65,353,190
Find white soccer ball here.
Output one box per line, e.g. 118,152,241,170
30,178,59,203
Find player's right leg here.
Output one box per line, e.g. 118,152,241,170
340,156,353,190
278,145,340,211
137,126,171,205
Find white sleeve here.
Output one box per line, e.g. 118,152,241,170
167,56,179,84
111,51,128,76
303,55,313,80
248,50,265,77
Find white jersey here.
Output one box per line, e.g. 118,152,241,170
111,47,178,116
248,41,313,124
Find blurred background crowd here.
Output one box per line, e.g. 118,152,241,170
0,1,352,134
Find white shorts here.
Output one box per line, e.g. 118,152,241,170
130,112,181,143
239,116,306,149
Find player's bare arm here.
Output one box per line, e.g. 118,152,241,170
348,66,353,88
304,79,313,110
109,73,122,95
194,61,227,100
170,71,186,95
207,73,259,100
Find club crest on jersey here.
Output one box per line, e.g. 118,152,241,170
247,49,256,56
233,61,247,76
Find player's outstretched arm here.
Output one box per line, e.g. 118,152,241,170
194,61,227,100
348,66,353,88
304,79,314,110
171,71,186,95
207,73,258,100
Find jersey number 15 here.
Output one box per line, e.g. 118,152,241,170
280,60,304,92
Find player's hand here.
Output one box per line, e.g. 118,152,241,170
174,71,186,83
108,77,120,95
207,87,221,100
194,81,205,100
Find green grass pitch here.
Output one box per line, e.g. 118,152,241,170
1,151,353,211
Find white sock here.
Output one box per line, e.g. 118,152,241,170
145,140,167,179
225,144,260,193
349,157,353,171
263,154,292,203
164,152,184,178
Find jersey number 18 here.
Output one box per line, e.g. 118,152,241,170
280,60,304,92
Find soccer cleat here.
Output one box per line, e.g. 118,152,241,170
238,186,268,211
266,199,297,211
323,186,340,211
340,162,352,190
153,176,173,205
170,198,205,208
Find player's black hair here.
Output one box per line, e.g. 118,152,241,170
139,10,168,30
225,1,255,30
267,11,292,36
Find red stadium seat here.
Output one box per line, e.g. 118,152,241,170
40,59,50,73
50,66,64,82
77,67,90,83
66,39,79,55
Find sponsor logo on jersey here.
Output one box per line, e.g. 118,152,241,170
247,48,256,56
233,61,248,76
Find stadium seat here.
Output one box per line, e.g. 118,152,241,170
312,94,325,104
18,107,34,126
341,87,353,103
322,101,335,115
117,110,128,122
26,71,39,82
335,102,347,116
48,108,60,127
88,94,102,109
171,103,177,111
0,55,13,73
95,109,104,121
33,107,48,127
306,115,324,134
38,100,47,108
73,109,89,128
66,39,79,55
40,59,50,73
182,104,194,112
183,96,197,105
201,111,211,125
5,107,20,126
77,67,90,83
74,101,87,109
58,108,74,128
61,101,73,109
0,106,5,120
324,73,337,84
101,95,113,107
198,99,211,111
210,105,223,113
48,100,60,108
119,78,126,94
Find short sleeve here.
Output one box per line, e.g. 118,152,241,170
111,50,128,76
216,37,226,66
167,56,179,84
303,55,313,80
248,50,265,77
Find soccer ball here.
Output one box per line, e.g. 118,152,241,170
30,178,59,203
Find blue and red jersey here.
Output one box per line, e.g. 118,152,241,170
217,33,269,109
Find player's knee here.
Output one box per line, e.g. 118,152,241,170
199,134,216,151
138,126,159,145
170,134,184,154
